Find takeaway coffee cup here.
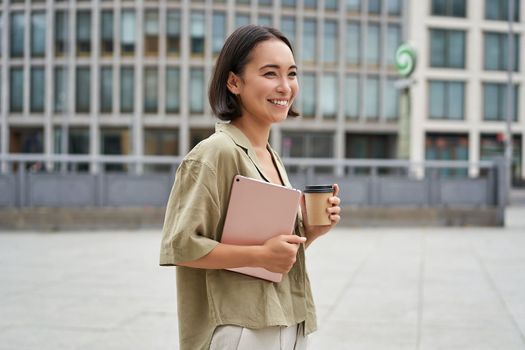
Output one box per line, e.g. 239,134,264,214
303,185,334,226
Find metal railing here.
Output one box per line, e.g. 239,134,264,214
0,154,507,217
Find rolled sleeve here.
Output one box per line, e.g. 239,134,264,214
160,159,221,266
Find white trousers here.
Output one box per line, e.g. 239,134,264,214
209,323,307,350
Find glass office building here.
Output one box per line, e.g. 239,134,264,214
0,0,405,172
411,0,524,182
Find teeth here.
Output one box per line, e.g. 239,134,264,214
270,99,288,106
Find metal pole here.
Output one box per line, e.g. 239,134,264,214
505,0,514,199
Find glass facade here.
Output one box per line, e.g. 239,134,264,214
431,0,467,17
485,0,520,22
0,1,410,172
430,29,466,68
484,32,520,72
428,81,465,120
425,133,469,177
31,12,46,57
483,83,519,122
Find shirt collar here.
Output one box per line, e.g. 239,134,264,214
215,122,289,186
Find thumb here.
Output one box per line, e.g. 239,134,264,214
283,235,307,244
300,195,308,223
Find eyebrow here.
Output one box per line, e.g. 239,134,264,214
259,64,298,71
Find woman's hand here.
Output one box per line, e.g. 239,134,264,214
257,235,306,273
301,183,341,248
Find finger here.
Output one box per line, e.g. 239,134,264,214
330,214,340,224
332,183,340,196
329,196,341,206
327,206,341,215
283,235,307,244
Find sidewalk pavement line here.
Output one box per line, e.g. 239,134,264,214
318,234,380,326
470,237,525,346
415,231,427,350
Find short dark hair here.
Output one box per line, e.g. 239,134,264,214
208,25,299,121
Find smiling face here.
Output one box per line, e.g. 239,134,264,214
227,39,299,126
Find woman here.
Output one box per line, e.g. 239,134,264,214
160,25,341,350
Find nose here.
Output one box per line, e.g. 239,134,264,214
276,77,292,95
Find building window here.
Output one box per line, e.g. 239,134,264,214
430,29,466,68
282,0,296,7
144,67,158,113
212,12,226,56
54,127,90,155
9,128,44,154
431,0,467,17
120,67,134,113
237,0,250,5
481,134,522,182
10,68,23,113
100,10,113,56
425,133,468,176
190,68,204,114
144,129,179,156
257,15,272,27
385,79,399,120
484,32,519,72
190,11,205,57
368,0,381,14
325,0,338,10
54,67,67,113
259,0,272,6
281,132,333,158
483,83,519,122
101,128,130,171
235,13,250,28
281,17,296,49
121,10,136,56
101,128,130,157
100,67,113,113
365,76,379,119
347,0,360,12
300,73,316,118
322,74,337,119
30,68,45,113
10,12,24,58
323,20,337,65
366,23,380,66
76,67,91,113
31,12,46,58
302,19,316,63
345,75,359,119
167,10,181,56
387,25,401,66
55,11,67,57
388,0,403,15
190,128,215,149
485,0,520,21
144,10,159,57
429,80,465,120
346,22,360,65
258,15,272,26
345,133,397,159
304,0,316,9
76,11,91,56
166,67,180,114
0,13,3,56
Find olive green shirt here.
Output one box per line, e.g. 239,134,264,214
159,122,317,350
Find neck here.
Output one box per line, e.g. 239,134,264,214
231,117,271,151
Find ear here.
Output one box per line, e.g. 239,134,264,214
226,72,242,95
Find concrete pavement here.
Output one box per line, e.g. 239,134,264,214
1,227,525,350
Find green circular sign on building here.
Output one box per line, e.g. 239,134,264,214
395,43,417,77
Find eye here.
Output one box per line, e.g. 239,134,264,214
288,71,297,77
263,71,277,77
